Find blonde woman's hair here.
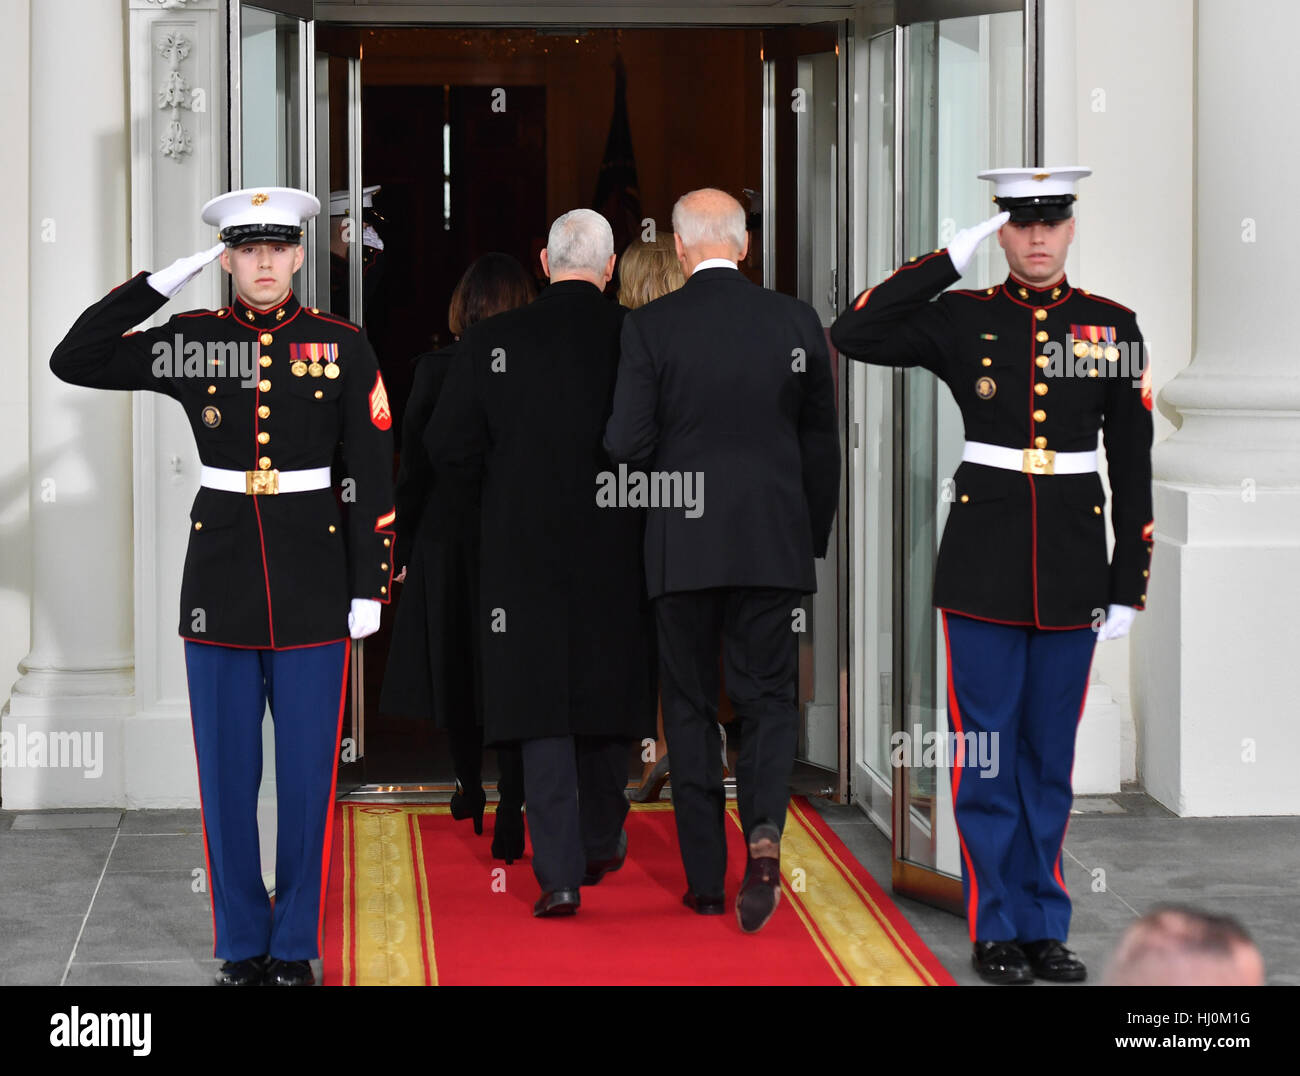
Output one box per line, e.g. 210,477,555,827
618,234,685,310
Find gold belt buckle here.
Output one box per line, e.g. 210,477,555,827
245,469,280,495
1022,448,1056,475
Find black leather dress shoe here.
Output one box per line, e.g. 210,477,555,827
682,890,726,915
264,958,315,986
215,955,266,986
736,857,782,933
1021,938,1087,982
971,940,1034,984
532,888,580,917
582,829,628,886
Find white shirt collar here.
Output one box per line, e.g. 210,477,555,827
691,258,739,275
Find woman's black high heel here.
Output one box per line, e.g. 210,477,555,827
449,782,487,835
491,802,526,864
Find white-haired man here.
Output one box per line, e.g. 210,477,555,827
604,188,840,933
427,209,657,918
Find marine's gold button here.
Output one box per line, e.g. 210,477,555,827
258,457,271,470
260,332,273,346
1036,330,1049,343
328,525,336,534
1035,382,1048,396
383,538,391,547
207,384,216,394
380,586,387,594
1143,569,1149,577
1034,309,1047,321
960,494,969,504
258,405,270,418
1033,409,1047,422
314,390,323,399
981,357,992,367
259,379,271,392
986,287,995,295
259,355,272,368
194,521,202,531
1140,593,1146,602
381,563,389,571
1036,355,1049,368
258,432,270,444
1094,505,1102,515
1034,436,1047,449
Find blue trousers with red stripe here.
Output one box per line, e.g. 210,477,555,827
184,640,348,962
941,612,1096,944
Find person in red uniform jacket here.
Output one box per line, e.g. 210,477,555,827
49,187,396,986
830,166,1153,984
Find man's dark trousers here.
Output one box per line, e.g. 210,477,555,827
654,587,801,899
520,735,631,892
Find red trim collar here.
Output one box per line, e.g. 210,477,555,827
1002,272,1072,309
231,289,302,331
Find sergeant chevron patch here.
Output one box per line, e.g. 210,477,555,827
369,372,392,430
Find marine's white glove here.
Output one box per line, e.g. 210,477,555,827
1096,604,1137,642
348,598,382,640
146,242,226,299
947,211,1011,275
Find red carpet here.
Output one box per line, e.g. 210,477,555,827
321,798,954,986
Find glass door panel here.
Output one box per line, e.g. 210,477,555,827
895,9,1024,899
850,27,897,830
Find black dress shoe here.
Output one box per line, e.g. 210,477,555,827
736,824,782,934
1021,938,1087,982
971,940,1034,984
582,829,628,886
736,857,782,934
215,955,266,986
532,888,580,917
682,889,725,915
264,958,315,986
449,782,487,835
491,801,526,864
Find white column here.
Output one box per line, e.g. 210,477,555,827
5,0,135,806
1136,0,1300,815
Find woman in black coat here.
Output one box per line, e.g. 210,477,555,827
379,254,536,861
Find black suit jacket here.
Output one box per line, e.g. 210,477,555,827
424,279,656,745
829,250,1154,628
603,266,840,599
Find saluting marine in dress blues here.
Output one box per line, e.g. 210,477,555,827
831,166,1154,984
50,187,396,986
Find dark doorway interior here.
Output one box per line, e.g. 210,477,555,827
335,23,835,791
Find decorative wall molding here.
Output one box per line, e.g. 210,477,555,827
157,30,194,161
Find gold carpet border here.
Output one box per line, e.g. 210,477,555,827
341,801,930,986
788,800,939,986
724,805,925,986
346,806,432,985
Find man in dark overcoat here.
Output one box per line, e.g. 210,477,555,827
426,209,656,917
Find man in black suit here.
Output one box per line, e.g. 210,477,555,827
604,188,840,933
427,210,657,918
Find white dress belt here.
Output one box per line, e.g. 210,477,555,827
962,441,1097,475
200,465,331,494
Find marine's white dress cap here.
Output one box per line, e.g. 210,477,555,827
201,186,321,245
